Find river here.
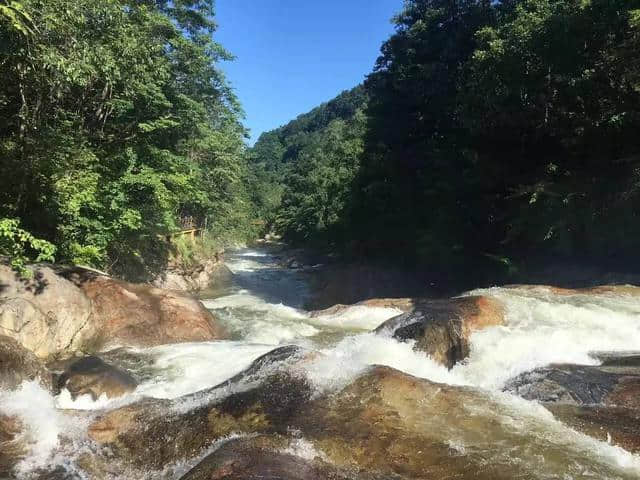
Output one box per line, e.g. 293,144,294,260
3,247,640,478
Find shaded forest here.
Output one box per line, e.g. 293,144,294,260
253,0,640,286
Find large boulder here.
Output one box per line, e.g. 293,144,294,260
55,356,137,400
0,264,227,358
84,355,638,479
0,335,52,391
155,259,233,293
292,366,637,479
505,354,640,453
375,296,505,368
0,265,97,359
66,270,228,350
87,346,310,470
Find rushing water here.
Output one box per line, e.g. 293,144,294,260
3,247,640,478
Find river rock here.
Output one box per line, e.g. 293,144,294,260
310,298,415,318
87,346,311,470
291,366,637,479
69,271,227,349
85,356,636,479
0,264,97,359
375,296,505,368
178,435,386,480
0,264,228,358
0,414,25,476
505,355,640,452
55,356,137,400
155,259,233,293
505,284,640,297
0,335,52,391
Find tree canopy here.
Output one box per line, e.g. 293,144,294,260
0,0,259,280
253,0,640,286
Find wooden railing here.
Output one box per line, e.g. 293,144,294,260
168,228,202,243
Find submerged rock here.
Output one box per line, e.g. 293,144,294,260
85,357,638,479
0,335,52,391
55,356,137,400
375,295,504,368
506,355,640,452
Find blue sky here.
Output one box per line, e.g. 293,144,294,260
214,0,401,144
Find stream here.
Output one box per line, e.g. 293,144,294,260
4,247,640,479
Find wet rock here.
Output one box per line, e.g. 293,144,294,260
505,362,640,407
0,263,229,359
505,284,640,297
87,347,312,470
69,271,228,349
0,335,52,391
293,366,637,479
0,414,25,476
0,264,97,359
506,357,640,452
179,435,386,480
89,360,639,479
55,356,137,400
375,296,504,368
310,298,415,318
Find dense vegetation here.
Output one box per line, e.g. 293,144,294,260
0,0,258,280
250,86,367,243
253,0,640,284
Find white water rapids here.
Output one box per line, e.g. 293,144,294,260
3,247,640,478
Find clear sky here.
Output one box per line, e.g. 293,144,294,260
214,0,402,144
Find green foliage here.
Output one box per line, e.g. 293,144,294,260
250,86,367,242
171,234,222,272
0,0,257,280
258,0,640,286
0,218,55,275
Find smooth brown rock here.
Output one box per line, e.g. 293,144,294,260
73,273,228,349
56,356,137,400
506,356,640,453
310,298,415,319
86,358,638,479
292,366,637,479
0,335,52,391
87,346,310,469
0,265,97,358
179,435,384,480
375,295,505,368
155,259,233,293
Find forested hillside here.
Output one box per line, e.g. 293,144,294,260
0,0,259,280
253,0,640,285
250,86,367,241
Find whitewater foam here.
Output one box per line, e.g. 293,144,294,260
0,382,66,474
451,286,640,389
